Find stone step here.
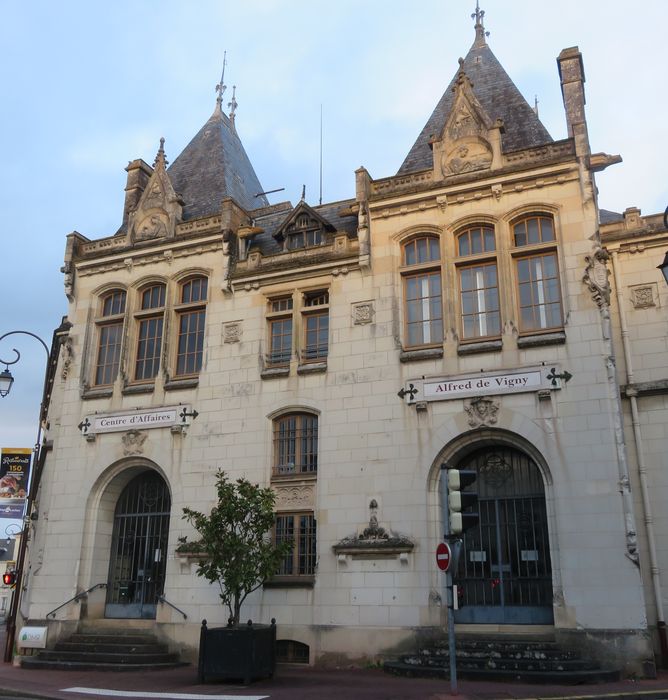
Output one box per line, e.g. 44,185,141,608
383,636,621,685
20,628,186,673
384,660,621,684
56,641,169,654
405,654,601,672
33,650,181,665
21,658,188,672
65,633,162,646
423,645,582,661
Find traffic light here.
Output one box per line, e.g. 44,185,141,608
447,469,479,535
2,571,16,587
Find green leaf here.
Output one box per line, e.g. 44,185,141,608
181,470,293,625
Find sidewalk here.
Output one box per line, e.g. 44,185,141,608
0,660,667,700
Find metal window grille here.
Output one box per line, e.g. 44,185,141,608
275,513,316,577
273,414,318,476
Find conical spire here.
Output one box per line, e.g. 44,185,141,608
397,6,552,175
167,64,269,218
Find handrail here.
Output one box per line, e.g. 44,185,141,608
46,583,107,619
158,595,188,619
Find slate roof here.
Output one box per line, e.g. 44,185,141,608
398,35,553,175
249,198,358,257
167,102,268,219
599,209,624,225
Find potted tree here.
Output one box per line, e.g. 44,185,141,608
181,470,292,683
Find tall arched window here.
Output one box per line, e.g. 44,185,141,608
175,276,208,376
272,412,318,477
271,411,318,582
134,283,166,381
512,215,563,332
94,289,126,386
401,235,443,348
456,225,500,340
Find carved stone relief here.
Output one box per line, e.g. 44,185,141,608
223,322,242,343
274,483,315,510
60,337,74,380
464,396,499,428
352,301,374,325
630,284,656,309
122,430,147,456
127,138,182,244
61,262,74,300
442,138,493,176
583,243,611,308
135,213,169,241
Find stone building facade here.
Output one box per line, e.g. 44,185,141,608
19,9,668,674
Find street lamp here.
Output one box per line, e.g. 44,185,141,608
658,251,668,287
0,330,50,663
0,369,13,398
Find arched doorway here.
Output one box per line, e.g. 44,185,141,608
451,445,553,624
105,471,171,619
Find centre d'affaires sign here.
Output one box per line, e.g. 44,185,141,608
400,366,564,404
78,405,196,436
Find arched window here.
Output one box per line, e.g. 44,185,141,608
456,225,500,340
134,283,166,381
401,235,443,348
512,215,563,332
175,276,208,376
272,412,318,477
94,289,126,386
271,411,318,582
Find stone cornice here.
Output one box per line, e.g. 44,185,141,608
74,215,223,261
231,255,360,290
368,164,578,220
76,238,223,277
369,139,576,203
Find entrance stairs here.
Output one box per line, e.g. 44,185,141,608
383,635,622,684
21,628,188,672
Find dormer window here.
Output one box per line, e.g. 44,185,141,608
286,214,323,250
273,202,334,252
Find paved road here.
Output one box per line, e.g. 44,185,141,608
2,623,668,700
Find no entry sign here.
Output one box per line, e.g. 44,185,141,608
436,542,452,571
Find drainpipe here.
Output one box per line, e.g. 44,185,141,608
611,250,667,664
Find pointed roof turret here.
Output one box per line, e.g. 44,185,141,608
398,5,552,175
167,72,269,219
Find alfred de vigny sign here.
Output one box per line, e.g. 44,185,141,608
399,366,567,404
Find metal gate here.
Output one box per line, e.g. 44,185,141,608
452,447,553,624
105,472,171,619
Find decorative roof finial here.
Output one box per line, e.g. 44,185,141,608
301,184,306,202
228,85,238,127
215,51,227,108
533,94,539,117
153,137,168,169
472,1,489,47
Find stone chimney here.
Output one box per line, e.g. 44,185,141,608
122,159,153,227
557,47,590,158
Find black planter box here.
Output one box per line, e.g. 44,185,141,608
198,618,276,684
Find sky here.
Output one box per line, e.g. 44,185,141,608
0,0,666,458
